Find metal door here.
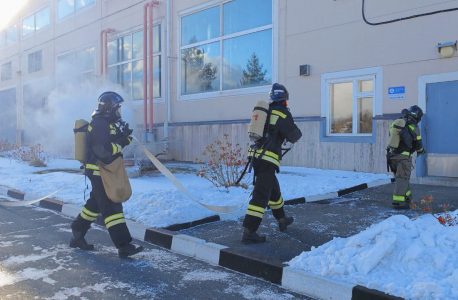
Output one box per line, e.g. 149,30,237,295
426,80,458,177
0,88,17,142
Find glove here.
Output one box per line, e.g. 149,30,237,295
122,123,133,136
417,148,426,156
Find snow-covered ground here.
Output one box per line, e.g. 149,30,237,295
289,213,458,300
0,157,389,228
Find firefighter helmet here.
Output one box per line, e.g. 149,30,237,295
269,83,289,103
92,92,124,121
403,105,423,123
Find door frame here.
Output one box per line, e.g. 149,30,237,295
417,72,458,177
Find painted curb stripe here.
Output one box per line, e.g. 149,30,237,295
39,199,64,212
352,285,404,300
337,183,368,197
164,215,221,231
7,189,25,200
219,248,285,284
144,228,178,249
283,197,306,206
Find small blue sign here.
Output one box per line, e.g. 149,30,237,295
388,86,405,100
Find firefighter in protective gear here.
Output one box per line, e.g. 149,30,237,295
241,83,302,244
387,105,425,209
70,91,144,258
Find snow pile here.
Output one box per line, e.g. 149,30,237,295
288,213,458,300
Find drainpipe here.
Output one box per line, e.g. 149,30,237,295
142,3,149,141
104,29,115,79
100,30,105,76
148,0,160,142
164,0,171,144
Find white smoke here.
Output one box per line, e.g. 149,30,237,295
24,63,137,158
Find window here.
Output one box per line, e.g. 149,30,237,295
22,7,50,37
107,26,161,101
57,46,95,87
58,0,95,20
322,67,382,140
180,0,273,97
0,25,17,48
1,62,12,81
28,50,42,73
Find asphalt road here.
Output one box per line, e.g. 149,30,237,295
0,196,313,300
181,182,458,262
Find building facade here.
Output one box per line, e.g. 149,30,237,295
0,0,457,183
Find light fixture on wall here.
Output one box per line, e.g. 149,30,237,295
437,41,457,58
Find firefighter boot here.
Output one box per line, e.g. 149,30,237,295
278,216,294,232
241,228,266,244
69,230,94,251
392,200,409,209
118,243,144,258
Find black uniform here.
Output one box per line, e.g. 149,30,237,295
71,116,132,248
389,116,424,205
243,105,302,232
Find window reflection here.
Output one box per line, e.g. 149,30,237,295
36,7,50,31
108,63,132,96
76,0,95,11
58,0,74,20
181,6,220,46
22,16,34,37
223,29,272,90
357,97,373,133
223,0,272,35
6,25,17,45
330,82,353,134
181,42,220,95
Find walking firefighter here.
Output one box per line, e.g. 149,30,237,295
71,91,144,258
241,83,302,244
387,105,425,209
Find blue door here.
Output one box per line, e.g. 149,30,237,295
426,80,458,177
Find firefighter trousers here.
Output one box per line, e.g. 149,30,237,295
71,175,132,248
243,162,286,232
389,154,412,203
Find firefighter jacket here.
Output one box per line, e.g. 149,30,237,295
85,117,131,176
392,117,425,157
248,105,302,170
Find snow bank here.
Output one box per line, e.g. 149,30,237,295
288,212,458,300
0,157,390,228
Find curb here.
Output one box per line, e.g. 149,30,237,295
0,182,402,300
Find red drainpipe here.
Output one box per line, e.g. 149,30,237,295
143,1,160,139
143,3,149,133
100,30,105,76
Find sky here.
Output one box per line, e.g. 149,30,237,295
0,1,29,31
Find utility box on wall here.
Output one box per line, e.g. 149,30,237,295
300,64,310,76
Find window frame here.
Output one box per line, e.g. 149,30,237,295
106,22,164,105
177,0,278,102
57,0,96,21
320,67,383,143
56,44,96,85
21,5,51,38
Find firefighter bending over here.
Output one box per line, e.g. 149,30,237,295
70,92,144,258
387,105,425,209
242,83,302,244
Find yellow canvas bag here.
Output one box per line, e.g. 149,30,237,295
98,157,132,203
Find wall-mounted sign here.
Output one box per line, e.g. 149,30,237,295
388,86,405,100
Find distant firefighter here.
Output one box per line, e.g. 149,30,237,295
386,105,425,209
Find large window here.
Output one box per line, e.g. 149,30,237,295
180,0,272,97
0,25,17,48
22,6,50,37
107,26,161,101
57,47,95,87
327,78,374,135
58,0,95,20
